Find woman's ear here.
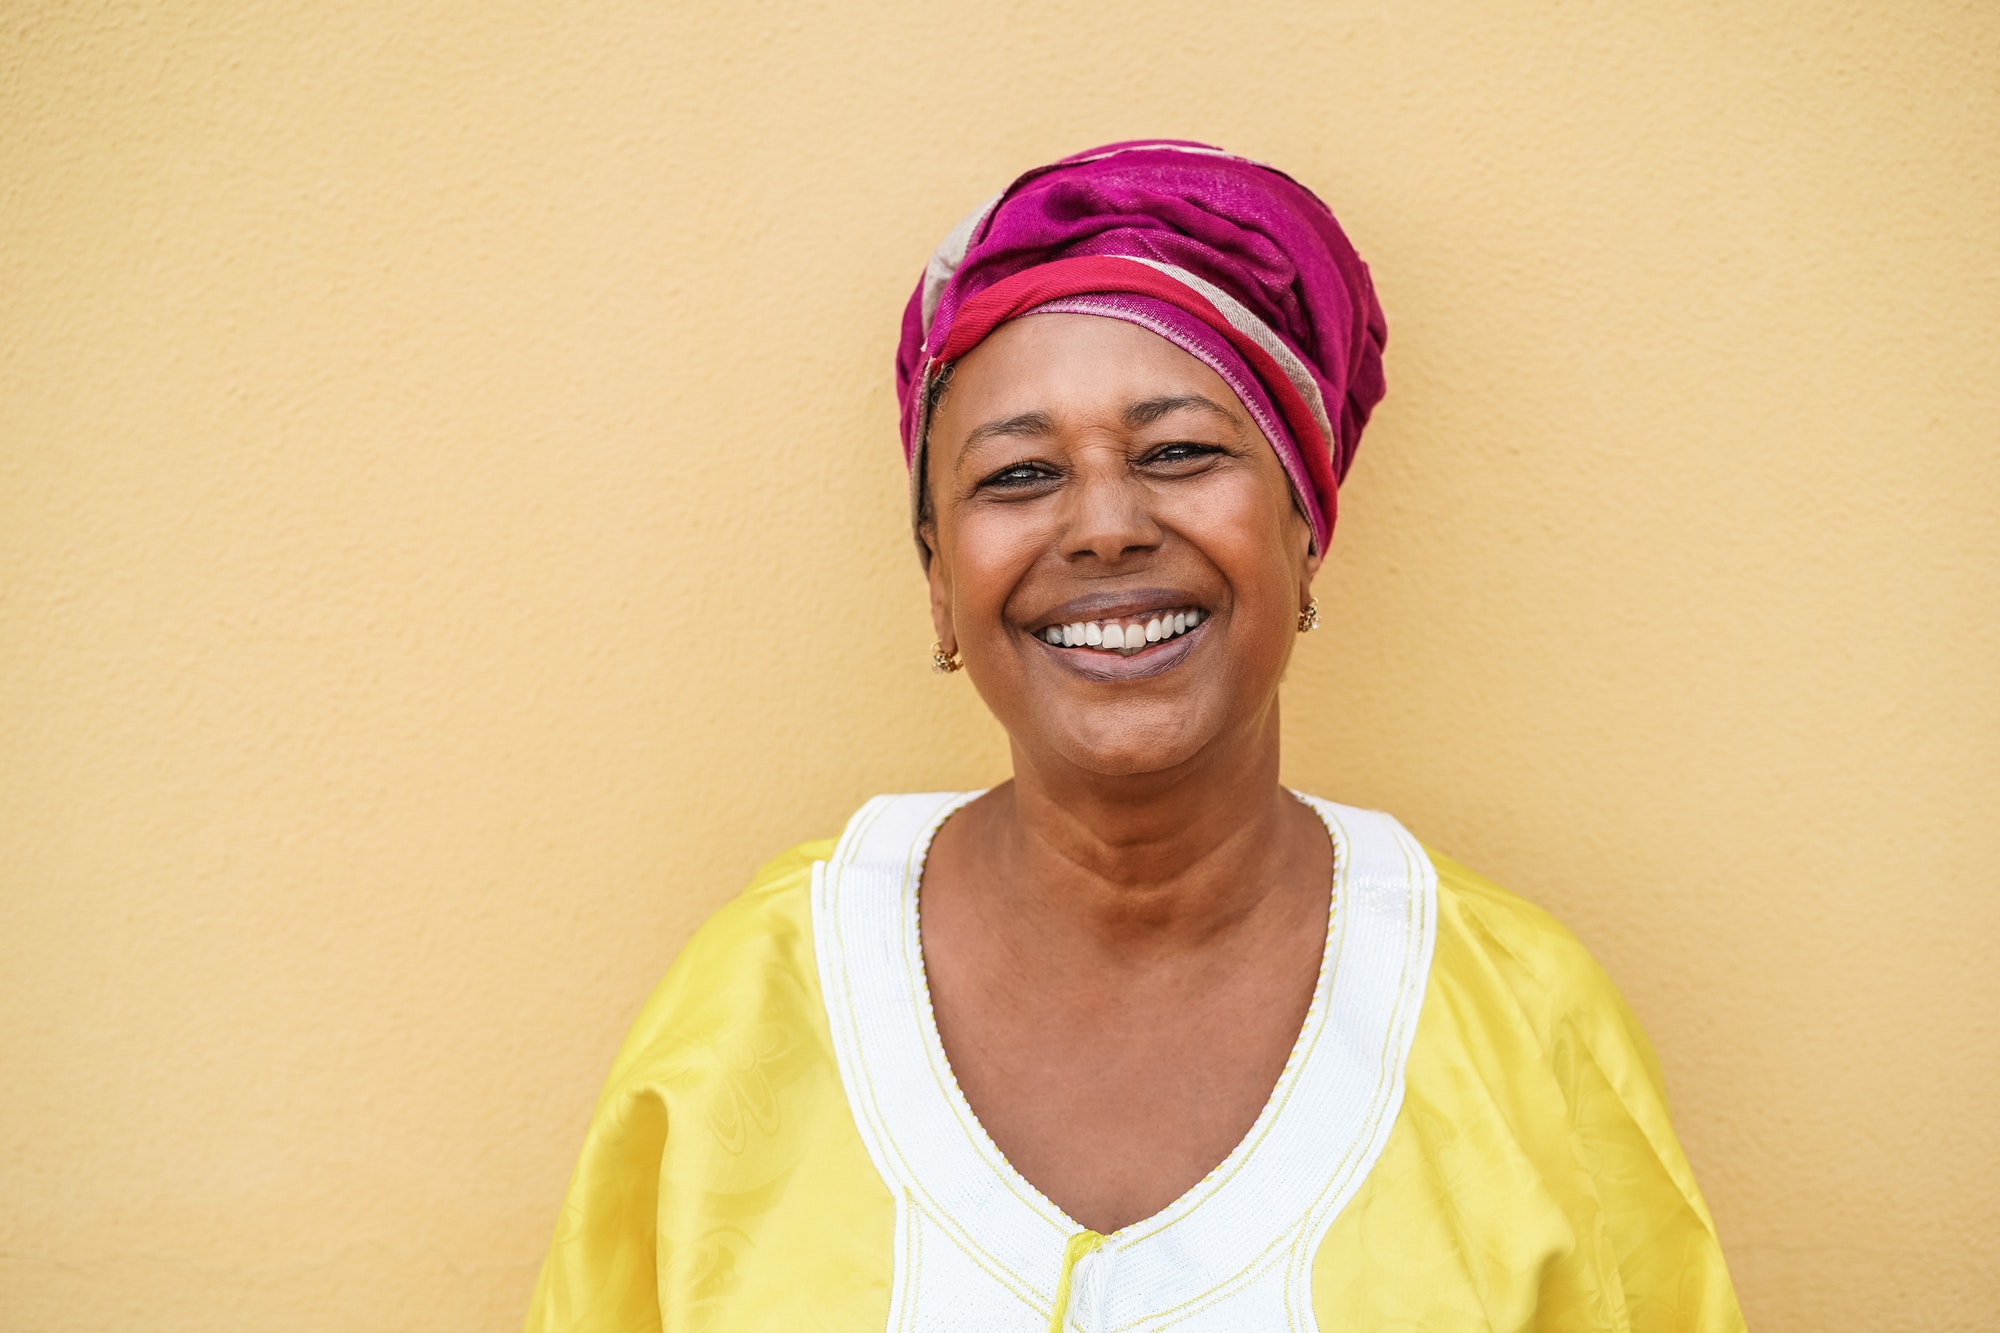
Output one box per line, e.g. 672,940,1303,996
923,525,956,653
1298,515,1326,601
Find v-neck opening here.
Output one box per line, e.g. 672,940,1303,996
811,789,1437,1331
903,789,1345,1246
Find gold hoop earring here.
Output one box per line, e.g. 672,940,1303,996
931,641,963,674
1297,597,1319,634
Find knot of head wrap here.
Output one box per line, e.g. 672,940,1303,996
895,140,1387,555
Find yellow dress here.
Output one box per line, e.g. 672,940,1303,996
525,793,1745,1332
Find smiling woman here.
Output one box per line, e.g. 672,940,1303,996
524,143,1748,1332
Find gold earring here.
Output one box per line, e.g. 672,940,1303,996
1297,597,1319,634
931,640,964,674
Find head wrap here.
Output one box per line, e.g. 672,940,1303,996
896,140,1387,555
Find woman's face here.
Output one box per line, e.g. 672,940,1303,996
923,313,1321,779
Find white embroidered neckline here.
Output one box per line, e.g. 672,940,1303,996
900,791,1343,1244
812,791,1437,1332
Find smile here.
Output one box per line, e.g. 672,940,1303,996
1035,608,1206,656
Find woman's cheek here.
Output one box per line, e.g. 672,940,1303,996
959,509,1051,579
1165,483,1272,572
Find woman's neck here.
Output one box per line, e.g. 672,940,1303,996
940,707,1322,959
916,703,1337,1234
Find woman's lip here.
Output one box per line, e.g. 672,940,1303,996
1033,617,1205,682
1032,588,1205,627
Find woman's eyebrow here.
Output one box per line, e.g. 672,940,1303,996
961,410,1058,453
1123,394,1241,428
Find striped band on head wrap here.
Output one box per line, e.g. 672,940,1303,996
895,140,1387,561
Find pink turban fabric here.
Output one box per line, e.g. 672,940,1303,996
896,141,1387,554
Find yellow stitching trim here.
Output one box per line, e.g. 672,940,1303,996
1048,1231,1105,1333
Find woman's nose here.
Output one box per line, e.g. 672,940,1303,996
1060,465,1162,563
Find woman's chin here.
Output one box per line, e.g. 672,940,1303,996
1023,709,1216,780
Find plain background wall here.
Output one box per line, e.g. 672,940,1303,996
4,2,1995,1328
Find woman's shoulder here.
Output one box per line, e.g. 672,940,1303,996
698,836,837,948
596,836,838,1095
1419,844,1668,1094
666,836,836,980
1427,849,1602,976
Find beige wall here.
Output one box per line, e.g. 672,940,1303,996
4,2,1994,1329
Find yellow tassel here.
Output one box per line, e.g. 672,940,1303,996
1047,1230,1105,1333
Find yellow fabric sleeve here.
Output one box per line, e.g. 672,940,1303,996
522,840,895,1333
1311,852,1746,1331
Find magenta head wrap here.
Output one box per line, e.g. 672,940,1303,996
896,140,1387,554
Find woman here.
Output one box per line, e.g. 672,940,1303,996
526,142,1746,1331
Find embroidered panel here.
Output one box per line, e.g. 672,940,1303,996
812,791,1436,1332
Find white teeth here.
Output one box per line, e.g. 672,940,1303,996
1039,607,1205,653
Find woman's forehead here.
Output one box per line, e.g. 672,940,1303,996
939,314,1249,431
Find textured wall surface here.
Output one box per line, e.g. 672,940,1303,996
3,2,1995,1329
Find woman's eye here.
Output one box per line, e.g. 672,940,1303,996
980,463,1056,490
1146,442,1224,466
